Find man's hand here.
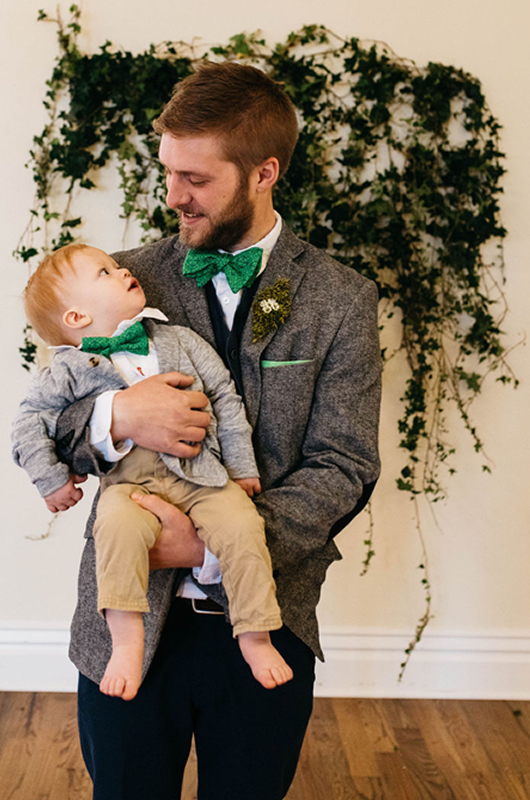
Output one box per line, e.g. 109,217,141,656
45,474,87,513
131,492,205,570
111,372,211,458
234,477,262,498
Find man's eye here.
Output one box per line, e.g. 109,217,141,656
189,179,207,187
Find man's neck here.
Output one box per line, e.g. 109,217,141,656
227,206,277,252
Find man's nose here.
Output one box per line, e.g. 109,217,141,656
166,175,192,209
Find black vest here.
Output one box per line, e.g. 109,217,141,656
204,278,262,399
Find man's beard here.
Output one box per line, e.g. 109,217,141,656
178,177,255,252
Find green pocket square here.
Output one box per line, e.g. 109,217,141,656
261,359,314,368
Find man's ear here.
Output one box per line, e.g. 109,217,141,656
63,308,93,331
254,157,280,192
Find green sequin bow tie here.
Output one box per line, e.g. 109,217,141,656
183,247,264,293
81,320,150,359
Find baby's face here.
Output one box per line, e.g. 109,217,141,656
67,248,146,336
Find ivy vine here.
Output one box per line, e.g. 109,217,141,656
16,6,517,673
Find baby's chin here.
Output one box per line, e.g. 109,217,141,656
120,298,146,324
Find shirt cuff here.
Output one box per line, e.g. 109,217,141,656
192,548,222,584
90,391,134,462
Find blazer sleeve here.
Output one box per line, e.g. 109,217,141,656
12,408,69,498
12,362,81,497
253,279,382,569
14,352,124,492
178,327,259,480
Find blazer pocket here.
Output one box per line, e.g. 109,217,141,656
261,359,314,368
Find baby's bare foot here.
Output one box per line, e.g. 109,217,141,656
238,631,294,689
101,610,144,701
100,643,143,701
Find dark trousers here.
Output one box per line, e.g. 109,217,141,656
78,597,315,799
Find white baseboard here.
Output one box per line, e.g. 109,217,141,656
0,626,78,692
1,625,530,698
317,628,530,699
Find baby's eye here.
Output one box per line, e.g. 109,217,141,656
99,267,109,276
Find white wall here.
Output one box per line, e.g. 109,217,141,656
1,0,529,697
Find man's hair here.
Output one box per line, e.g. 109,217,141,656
24,244,87,345
153,61,299,180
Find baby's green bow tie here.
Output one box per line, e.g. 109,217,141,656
183,247,263,293
81,320,150,359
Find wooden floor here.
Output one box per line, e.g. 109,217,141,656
1,693,530,799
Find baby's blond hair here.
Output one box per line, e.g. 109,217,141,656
24,244,88,345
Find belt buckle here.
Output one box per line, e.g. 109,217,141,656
191,597,224,616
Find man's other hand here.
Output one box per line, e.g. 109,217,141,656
131,492,205,570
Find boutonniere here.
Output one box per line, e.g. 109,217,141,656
252,278,292,343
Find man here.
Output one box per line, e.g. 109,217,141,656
57,61,382,799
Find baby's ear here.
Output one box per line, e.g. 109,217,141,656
63,308,92,330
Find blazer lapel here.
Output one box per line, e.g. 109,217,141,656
240,226,307,428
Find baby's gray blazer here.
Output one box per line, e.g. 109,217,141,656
66,225,382,684
12,322,257,498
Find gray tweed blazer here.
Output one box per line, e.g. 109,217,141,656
61,225,382,683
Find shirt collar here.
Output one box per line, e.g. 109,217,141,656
49,307,168,351
112,307,168,336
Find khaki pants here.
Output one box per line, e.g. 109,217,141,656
94,447,282,637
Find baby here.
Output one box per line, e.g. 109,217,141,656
12,243,292,700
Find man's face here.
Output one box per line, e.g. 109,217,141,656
159,133,255,251
65,248,146,336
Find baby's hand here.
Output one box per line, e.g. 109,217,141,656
234,477,262,498
44,476,85,513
